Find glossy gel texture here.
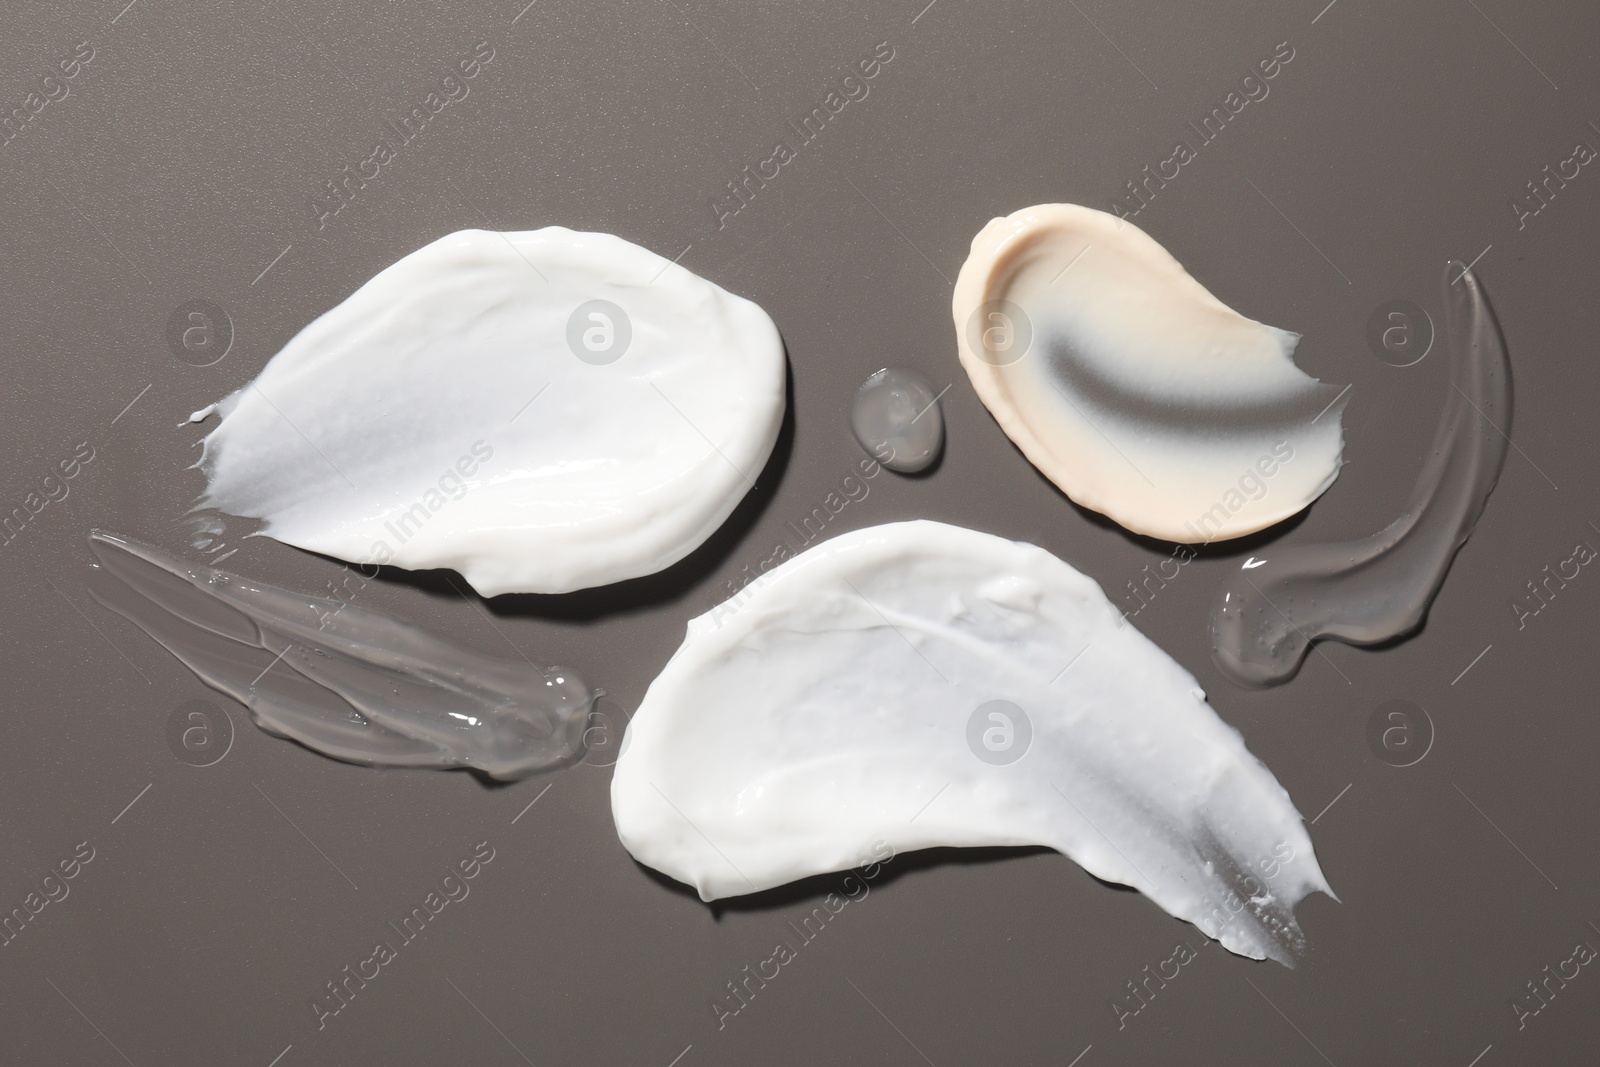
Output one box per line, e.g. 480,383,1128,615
190,228,785,596
612,520,1333,963
953,204,1346,542
849,367,944,473
1211,263,1512,687
86,531,594,779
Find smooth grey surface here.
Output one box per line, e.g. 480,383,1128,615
1,1,1598,1064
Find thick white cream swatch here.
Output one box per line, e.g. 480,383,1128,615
611,520,1333,962
953,204,1346,543
192,228,785,596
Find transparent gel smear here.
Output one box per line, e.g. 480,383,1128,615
1211,262,1512,687
87,531,594,779
612,520,1334,963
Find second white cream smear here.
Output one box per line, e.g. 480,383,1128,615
612,520,1333,963
192,228,786,596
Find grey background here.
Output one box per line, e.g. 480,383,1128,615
1,0,1597,1063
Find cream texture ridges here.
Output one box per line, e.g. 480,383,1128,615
952,204,1347,543
611,520,1333,963
191,228,785,596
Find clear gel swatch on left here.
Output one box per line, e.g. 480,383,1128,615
87,531,595,779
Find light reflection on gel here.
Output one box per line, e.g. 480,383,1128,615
1211,262,1512,687
86,531,595,779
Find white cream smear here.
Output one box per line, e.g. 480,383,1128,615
611,520,1333,963
191,228,786,596
953,204,1346,543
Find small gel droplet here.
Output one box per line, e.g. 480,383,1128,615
850,367,944,474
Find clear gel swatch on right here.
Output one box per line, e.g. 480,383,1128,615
1211,262,1513,687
